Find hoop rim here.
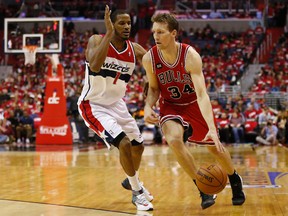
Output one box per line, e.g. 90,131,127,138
23,45,38,52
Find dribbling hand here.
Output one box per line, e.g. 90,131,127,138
104,5,114,37
203,130,225,153
144,106,159,124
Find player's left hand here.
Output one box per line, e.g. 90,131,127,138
144,105,159,124
104,5,114,37
203,130,225,153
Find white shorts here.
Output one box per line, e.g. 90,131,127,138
78,99,143,145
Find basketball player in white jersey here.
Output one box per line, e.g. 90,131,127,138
78,5,153,211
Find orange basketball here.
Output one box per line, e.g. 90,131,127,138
195,164,227,195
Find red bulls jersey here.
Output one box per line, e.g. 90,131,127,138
150,43,197,105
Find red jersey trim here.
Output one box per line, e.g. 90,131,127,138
157,43,182,68
160,114,189,129
108,40,136,63
163,98,197,106
149,50,156,74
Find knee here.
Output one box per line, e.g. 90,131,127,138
166,137,184,150
132,143,144,155
118,136,131,152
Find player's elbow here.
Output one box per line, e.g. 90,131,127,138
89,63,101,73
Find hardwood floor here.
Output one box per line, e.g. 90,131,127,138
0,143,287,215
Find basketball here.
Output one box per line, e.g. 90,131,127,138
195,164,227,195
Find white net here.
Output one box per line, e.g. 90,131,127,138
23,45,38,65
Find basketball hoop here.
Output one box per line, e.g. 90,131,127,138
23,45,38,66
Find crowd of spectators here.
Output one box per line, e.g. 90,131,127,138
175,24,265,90
251,32,288,93
211,95,288,145
207,26,288,146
172,0,287,27
177,0,256,10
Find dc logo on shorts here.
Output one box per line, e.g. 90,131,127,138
156,63,162,69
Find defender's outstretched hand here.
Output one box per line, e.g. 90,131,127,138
104,5,114,37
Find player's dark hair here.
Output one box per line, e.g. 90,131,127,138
110,10,129,23
151,13,179,32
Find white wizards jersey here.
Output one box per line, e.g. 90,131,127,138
78,40,136,106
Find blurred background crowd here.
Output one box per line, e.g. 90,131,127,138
0,0,287,149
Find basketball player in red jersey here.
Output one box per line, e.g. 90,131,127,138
143,13,245,209
78,6,153,211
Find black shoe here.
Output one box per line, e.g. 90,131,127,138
200,191,217,209
121,178,132,190
230,174,246,205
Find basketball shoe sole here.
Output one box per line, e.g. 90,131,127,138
201,193,217,209
132,190,153,211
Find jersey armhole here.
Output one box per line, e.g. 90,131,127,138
183,45,191,74
149,50,156,74
129,41,137,64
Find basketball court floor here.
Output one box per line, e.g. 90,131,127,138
0,143,287,216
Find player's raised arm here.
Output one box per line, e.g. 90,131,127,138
142,52,160,124
86,5,114,72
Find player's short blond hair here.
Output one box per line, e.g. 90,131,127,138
151,13,179,32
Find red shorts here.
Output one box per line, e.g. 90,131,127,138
159,100,217,145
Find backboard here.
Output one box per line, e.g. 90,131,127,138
4,17,63,54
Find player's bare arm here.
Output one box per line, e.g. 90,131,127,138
132,42,147,63
86,5,114,72
186,47,225,152
142,52,160,124
133,42,149,97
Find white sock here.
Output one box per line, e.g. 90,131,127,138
127,173,141,191
135,170,143,185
